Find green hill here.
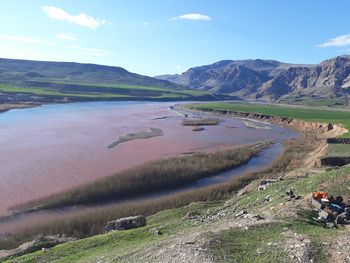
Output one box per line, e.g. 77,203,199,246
0,58,231,102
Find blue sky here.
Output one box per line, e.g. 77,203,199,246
0,0,349,76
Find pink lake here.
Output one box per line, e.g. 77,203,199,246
0,101,297,215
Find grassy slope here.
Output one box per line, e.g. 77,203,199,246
0,82,209,100
7,166,350,263
279,97,348,108
192,102,350,138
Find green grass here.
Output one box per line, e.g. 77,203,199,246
208,167,350,263
0,82,210,101
192,102,350,137
38,80,205,96
279,97,347,108
5,202,218,263
327,144,350,157
7,166,350,262
208,220,332,263
0,84,131,98
228,166,350,213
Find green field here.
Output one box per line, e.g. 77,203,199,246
278,97,348,108
192,102,350,138
0,82,213,101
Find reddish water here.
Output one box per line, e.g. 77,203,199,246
0,101,297,216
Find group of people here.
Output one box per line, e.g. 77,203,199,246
312,191,350,225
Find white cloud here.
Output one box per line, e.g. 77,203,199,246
170,13,211,21
318,34,350,47
57,32,78,41
176,65,182,69
142,22,150,26
42,6,107,29
66,45,113,56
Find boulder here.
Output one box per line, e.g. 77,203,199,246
102,215,146,233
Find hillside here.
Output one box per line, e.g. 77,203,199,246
0,58,229,103
6,165,350,262
0,58,182,89
156,55,350,100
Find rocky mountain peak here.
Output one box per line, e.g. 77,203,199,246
156,55,350,100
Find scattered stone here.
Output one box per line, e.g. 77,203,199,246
257,178,281,191
149,228,163,235
235,210,247,218
282,231,314,263
285,189,301,201
326,222,336,228
237,189,248,196
258,184,267,191
264,195,272,202
252,214,265,220
102,215,146,233
330,234,350,263
286,189,294,197
184,211,200,220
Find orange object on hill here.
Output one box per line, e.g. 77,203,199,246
313,191,328,200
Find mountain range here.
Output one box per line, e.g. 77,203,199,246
156,55,350,100
0,58,182,89
0,58,233,103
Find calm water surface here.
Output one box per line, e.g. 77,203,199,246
0,101,298,217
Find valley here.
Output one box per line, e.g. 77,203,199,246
1,58,350,263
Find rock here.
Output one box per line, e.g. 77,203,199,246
326,222,335,228
185,211,197,219
264,195,272,202
286,189,294,197
0,234,76,260
102,215,146,233
235,210,247,218
149,228,162,235
157,56,350,100
257,184,267,191
252,214,265,220
103,220,116,233
285,189,301,201
237,189,247,196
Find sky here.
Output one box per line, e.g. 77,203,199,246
0,0,350,76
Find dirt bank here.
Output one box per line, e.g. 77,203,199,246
195,108,347,139
192,107,348,168
0,103,38,113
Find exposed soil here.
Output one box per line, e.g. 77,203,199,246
0,103,37,113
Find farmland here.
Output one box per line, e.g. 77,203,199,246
191,102,350,138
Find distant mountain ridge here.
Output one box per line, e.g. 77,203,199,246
0,58,182,89
0,58,236,103
156,55,350,99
